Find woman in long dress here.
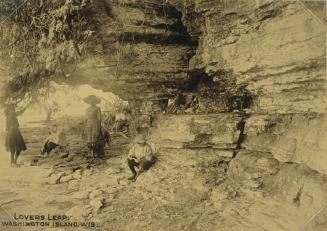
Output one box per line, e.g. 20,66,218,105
83,95,101,157
5,104,27,167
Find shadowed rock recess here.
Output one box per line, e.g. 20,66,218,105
28,0,327,230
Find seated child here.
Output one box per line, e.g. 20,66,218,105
40,124,67,157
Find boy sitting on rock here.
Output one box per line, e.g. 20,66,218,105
127,134,155,181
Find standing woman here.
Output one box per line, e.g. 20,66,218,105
5,104,27,167
83,95,101,157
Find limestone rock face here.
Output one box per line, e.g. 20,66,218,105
213,153,327,231
70,0,196,100
73,0,327,174
181,0,326,114
264,163,327,229
227,150,280,191
67,0,325,176
244,114,327,174
170,0,327,175
151,114,242,151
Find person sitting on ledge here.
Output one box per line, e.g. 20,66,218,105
127,134,155,181
40,124,67,157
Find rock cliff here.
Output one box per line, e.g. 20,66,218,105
64,0,326,229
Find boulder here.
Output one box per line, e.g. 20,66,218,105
151,114,242,149
81,205,94,218
24,159,39,167
263,162,327,227
67,180,80,191
89,197,105,212
46,172,66,185
72,170,82,180
244,114,327,174
89,189,103,200
84,169,94,176
45,169,56,178
60,175,74,183
227,150,280,191
71,191,90,200
60,153,69,159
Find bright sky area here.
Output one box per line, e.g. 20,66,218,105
0,81,124,131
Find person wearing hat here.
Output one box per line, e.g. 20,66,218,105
4,103,27,167
83,95,102,157
127,134,155,181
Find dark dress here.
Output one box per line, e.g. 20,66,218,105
5,112,26,153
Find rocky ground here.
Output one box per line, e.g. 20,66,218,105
0,0,326,230
1,124,326,231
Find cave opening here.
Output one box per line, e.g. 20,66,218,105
0,82,128,129
0,1,326,230
176,69,255,113
0,81,132,166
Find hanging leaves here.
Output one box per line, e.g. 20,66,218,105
0,0,97,105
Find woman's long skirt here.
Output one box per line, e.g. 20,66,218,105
6,128,27,154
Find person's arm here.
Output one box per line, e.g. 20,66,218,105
15,101,33,116
128,146,136,159
15,106,27,116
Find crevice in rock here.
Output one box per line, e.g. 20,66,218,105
177,69,255,113
180,69,213,92
115,32,198,46
293,184,304,207
236,119,246,150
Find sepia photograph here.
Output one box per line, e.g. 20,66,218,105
0,0,326,230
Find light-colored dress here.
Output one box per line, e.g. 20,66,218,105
84,105,101,144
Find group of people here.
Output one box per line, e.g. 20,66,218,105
82,95,155,181
4,95,155,181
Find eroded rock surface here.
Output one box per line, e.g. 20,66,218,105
151,114,242,151
1,0,326,230
65,1,326,229
244,113,327,174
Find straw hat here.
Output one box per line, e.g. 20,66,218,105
83,95,101,105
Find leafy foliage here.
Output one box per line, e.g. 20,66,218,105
0,0,98,106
